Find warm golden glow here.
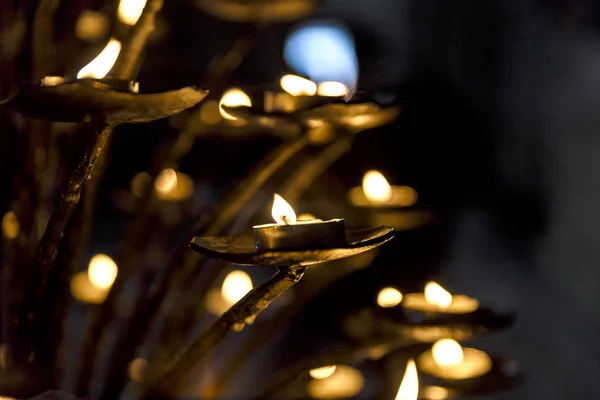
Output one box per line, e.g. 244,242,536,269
307,365,364,399
70,271,109,304
395,359,418,400
280,74,317,96
155,168,177,193
298,213,316,220
432,339,464,368
309,365,337,379
317,81,348,97
424,282,453,308
2,211,19,239
0,396,17,400
377,287,403,308
77,38,122,79
200,100,222,125
88,254,118,290
271,193,296,225
362,170,392,203
422,386,449,400
75,10,109,41
221,270,253,305
154,169,194,201
127,358,148,382
118,0,147,25
219,88,252,120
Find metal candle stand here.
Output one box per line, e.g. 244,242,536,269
339,300,521,399
142,225,394,395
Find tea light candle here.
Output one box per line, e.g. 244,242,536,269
40,38,139,94
347,170,418,208
417,339,492,380
252,194,346,251
402,282,479,315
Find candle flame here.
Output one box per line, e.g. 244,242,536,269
317,81,348,97
280,74,317,96
88,254,118,290
221,270,253,304
362,170,392,203
309,365,337,379
271,193,296,225
77,38,122,79
422,386,449,400
2,211,19,239
219,88,252,120
155,168,178,193
395,359,418,400
424,281,453,308
377,287,403,308
432,339,464,367
118,0,147,25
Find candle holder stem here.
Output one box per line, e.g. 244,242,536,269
111,0,164,79
149,265,307,395
19,121,114,357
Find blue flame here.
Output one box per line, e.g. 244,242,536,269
284,20,358,90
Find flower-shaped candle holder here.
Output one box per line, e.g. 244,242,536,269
221,99,400,137
190,225,394,267
344,303,515,346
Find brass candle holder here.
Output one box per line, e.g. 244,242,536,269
190,193,394,267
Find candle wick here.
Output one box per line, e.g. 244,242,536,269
282,215,290,225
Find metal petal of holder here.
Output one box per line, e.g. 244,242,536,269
344,306,516,344
190,225,395,267
194,0,320,22
222,101,400,133
9,81,208,123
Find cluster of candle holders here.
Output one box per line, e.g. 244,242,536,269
0,1,523,399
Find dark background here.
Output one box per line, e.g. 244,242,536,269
104,0,600,398
4,0,600,398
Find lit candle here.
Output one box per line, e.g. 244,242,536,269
307,365,364,399
264,74,341,114
377,287,403,308
252,193,346,251
40,38,138,93
205,270,253,316
395,359,419,400
402,282,479,315
348,170,418,208
416,339,492,380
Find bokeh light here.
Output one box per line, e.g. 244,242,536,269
284,20,358,89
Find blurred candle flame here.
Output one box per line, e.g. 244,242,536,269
88,254,118,290
219,88,252,120
118,0,147,25
424,282,453,308
317,81,348,97
2,211,19,239
377,287,403,308
362,170,392,203
309,365,337,379
155,168,177,193
272,193,296,225
221,270,253,304
395,359,418,400
77,38,122,79
422,386,449,400
432,339,464,367
280,74,317,96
